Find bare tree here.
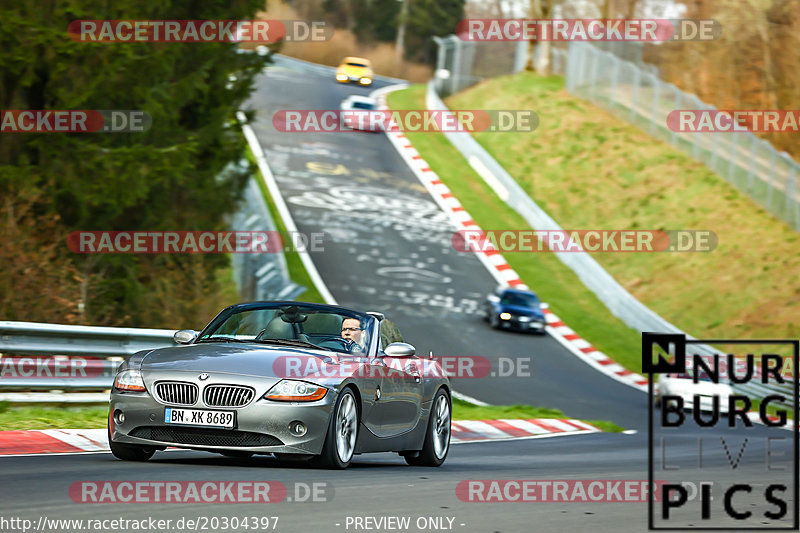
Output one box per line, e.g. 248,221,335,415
524,0,557,74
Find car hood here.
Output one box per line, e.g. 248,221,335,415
139,342,339,378
498,303,544,318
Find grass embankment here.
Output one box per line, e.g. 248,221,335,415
452,398,624,432
388,79,800,373
245,145,326,304
388,86,644,372
0,400,623,432
0,403,108,430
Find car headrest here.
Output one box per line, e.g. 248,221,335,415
262,316,295,340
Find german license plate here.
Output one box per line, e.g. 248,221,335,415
164,407,235,428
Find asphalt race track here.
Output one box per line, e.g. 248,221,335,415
1,58,794,533
248,56,646,427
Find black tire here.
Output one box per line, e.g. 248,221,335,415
313,387,359,469
489,313,501,329
108,429,156,462
405,389,451,467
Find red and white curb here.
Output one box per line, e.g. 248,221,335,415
0,420,600,457
543,308,649,391
371,86,650,393
451,418,599,443
0,429,107,456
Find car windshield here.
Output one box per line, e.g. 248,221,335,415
346,62,367,68
352,101,375,110
197,303,374,354
500,292,539,308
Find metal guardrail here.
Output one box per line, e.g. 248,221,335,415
0,321,178,391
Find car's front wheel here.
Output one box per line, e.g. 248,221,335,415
314,387,359,469
108,429,156,462
405,388,451,467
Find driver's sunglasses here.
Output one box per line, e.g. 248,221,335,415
341,327,362,332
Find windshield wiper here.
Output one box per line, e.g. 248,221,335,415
196,336,251,343
253,338,323,349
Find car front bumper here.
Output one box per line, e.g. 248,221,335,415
336,75,372,85
109,388,336,455
498,317,546,332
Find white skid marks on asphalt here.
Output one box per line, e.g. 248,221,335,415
370,84,654,397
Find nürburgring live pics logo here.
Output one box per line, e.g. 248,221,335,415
644,332,799,529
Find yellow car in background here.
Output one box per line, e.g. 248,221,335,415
335,57,373,86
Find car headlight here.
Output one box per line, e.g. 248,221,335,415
114,369,146,392
359,77,372,84
518,316,532,322
265,380,327,402
499,312,512,320
336,73,348,81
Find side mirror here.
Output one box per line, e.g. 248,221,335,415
540,302,549,309
174,329,198,345
384,342,416,357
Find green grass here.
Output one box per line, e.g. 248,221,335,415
0,400,622,432
388,85,645,373
452,398,624,432
388,78,800,374
0,402,108,430
442,72,800,344
245,146,326,304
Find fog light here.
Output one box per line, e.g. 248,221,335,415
289,421,307,437
115,410,125,424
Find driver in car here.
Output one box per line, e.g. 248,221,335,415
341,317,367,353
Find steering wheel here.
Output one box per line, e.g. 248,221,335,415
314,335,358,352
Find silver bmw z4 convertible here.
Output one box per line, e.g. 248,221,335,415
109,301,451,469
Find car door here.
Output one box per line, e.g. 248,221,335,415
370,319,423,438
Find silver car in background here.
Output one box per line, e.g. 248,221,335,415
109,302,451,469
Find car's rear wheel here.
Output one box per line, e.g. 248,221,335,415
313,387,359,469
108,429,156,462
405,388,451,467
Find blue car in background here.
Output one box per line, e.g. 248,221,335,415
483,286,547,334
